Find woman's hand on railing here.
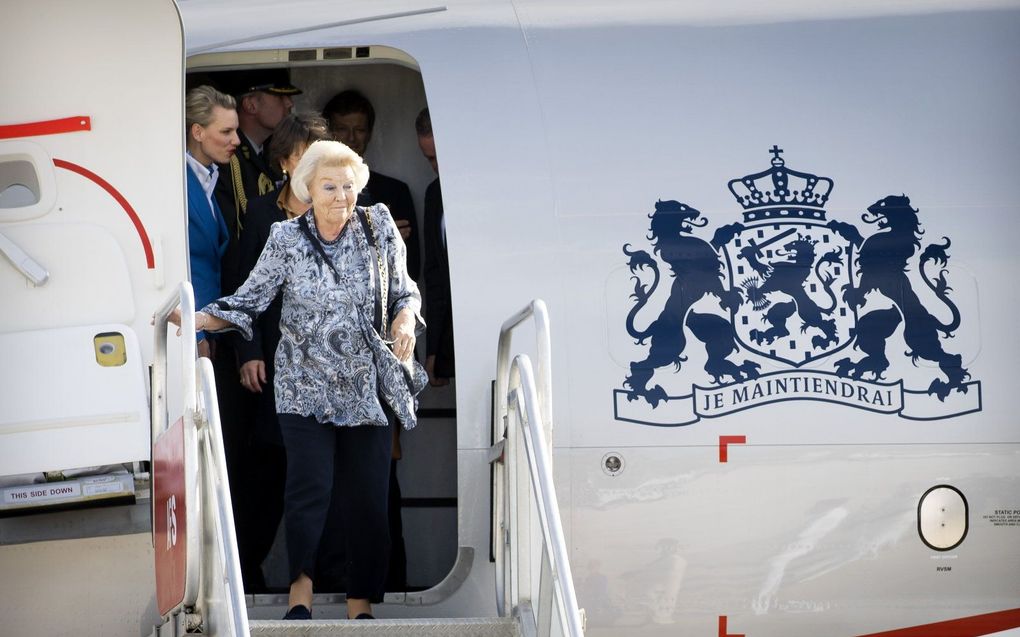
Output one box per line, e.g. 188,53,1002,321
166,308,230,335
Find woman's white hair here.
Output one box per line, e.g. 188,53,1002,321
290,140,370,203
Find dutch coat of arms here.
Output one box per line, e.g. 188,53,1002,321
614,147,980,426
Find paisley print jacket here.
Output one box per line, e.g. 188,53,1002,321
203,204,427,429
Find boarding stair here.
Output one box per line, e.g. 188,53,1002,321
150,285,583,637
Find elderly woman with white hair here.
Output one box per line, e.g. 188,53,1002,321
172,140,426,620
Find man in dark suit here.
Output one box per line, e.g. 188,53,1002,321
416,108,455,385
212,69,301,294
322,90,421,281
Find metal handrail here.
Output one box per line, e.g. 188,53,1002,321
151,283,201,612
196,358,249,637
151,283,247,635
151,282,197,442
491,299,584,635
507,354,584,636
493,300,552,616
495,300,552,437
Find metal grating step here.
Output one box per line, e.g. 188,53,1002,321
248,617,519,636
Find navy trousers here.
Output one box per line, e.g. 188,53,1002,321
277,413,392,603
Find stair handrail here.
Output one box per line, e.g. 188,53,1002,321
492,300,584,635
493,300,551,616
151,283,247,636
151,282,197,440
151,283,201,613
506,354,585,636
495,300,552,438
195,357,249,637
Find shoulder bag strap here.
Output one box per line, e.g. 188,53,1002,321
356,207,388,335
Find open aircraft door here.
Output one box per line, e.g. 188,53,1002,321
0,0,186,504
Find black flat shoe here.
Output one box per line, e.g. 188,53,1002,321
354,613,374,620
283,605,312,620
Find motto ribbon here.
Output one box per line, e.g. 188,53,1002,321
614,370,981,427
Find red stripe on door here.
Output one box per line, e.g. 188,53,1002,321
54,158,155,269
856,608,1020,637
0,116,91,140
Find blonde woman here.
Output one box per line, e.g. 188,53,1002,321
184,85,238,351
172,140,426,620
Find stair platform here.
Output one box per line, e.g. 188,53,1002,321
249,617,519,636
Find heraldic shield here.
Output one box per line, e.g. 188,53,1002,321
721,147,855,366
614,145,982,427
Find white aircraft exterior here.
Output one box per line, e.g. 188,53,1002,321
1,1,1019,636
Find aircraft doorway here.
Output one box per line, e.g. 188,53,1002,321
186,50,459,599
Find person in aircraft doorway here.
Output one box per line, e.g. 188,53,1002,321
183,85,238,359
232,112,332,593
212,68,301,276
321,89,419,592
171,140,427,621
416,108,455,386
204,69,301,578
322,90,420,280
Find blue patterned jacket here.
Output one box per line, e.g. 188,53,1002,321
203,205,426,429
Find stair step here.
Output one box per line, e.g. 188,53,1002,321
248,617,519,636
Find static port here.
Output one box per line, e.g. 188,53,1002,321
602,452,625,476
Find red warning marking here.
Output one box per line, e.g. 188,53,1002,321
0,116,91,140
719,615,745,637
855,607,1020,637
54,158,154,269
719,435,746,463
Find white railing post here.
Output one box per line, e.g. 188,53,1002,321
491,300,584,636
511,356,585,637
150,283,248,637
196,358,249,637
495,300,552,446
151,282,197,442
494,300,552,617
150,283,201,618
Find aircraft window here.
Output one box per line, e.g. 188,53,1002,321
0,160,41,208
289,49,316,62
323,48,354,60
0,143,55,222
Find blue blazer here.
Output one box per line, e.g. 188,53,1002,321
186,164,230,315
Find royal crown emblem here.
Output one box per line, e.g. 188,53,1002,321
613,147,981,426
728,145,833,222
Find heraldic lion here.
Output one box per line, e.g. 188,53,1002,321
622,200,759,407
835,194,968,400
